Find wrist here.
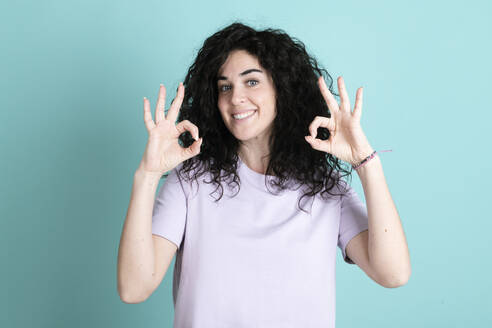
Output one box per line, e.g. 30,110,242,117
351,147,375,166
354,152,380,172
134,168,162,185
352,147,393,172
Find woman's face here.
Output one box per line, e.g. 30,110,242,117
217,49,277,144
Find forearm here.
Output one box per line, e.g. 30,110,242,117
356,154,411,286
117,169,162,302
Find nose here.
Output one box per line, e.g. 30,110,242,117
231,85,246,106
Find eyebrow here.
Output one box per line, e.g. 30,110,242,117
217,68,263,81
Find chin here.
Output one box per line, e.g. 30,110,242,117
228,130,256,142
233,133,254,142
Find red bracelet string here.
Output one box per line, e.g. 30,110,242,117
352,149,393,170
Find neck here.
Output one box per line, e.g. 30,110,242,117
238,145,271,175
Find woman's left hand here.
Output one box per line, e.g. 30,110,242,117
305,76,374,166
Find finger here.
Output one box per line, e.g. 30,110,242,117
143,97,156,132
181,137,203,161
155,84,166,124
305,135,332,154
308,116,324,138
338,76,351,112
176,119,199,141
166,82,184,123
318,76,339,115
353,87,363,120
308,116,335,138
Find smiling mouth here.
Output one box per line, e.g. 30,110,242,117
232,110,257,120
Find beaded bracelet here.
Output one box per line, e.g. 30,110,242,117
351,149,393,170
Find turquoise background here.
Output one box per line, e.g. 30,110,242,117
2,0,491,327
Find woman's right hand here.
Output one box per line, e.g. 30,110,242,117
137,83,202,177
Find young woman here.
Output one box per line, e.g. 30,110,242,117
117,22,411,327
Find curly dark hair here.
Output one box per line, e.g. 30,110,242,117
165,21,355,213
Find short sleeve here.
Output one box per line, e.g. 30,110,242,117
337,184,369,264
151,165,188,250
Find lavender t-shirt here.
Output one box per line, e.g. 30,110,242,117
151,156,369,328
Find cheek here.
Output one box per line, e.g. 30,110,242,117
217,98,225,112
217,101,230,121
261,95,276,115
218,94,231,107
258,88,276,109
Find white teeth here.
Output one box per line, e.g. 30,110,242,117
233,110,256,120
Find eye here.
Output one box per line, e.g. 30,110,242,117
247,80,259,86
219,84,231,92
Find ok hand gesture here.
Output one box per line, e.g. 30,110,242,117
305,76,374,166
138,83,202,177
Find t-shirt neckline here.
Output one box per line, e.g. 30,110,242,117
237,155,274,189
